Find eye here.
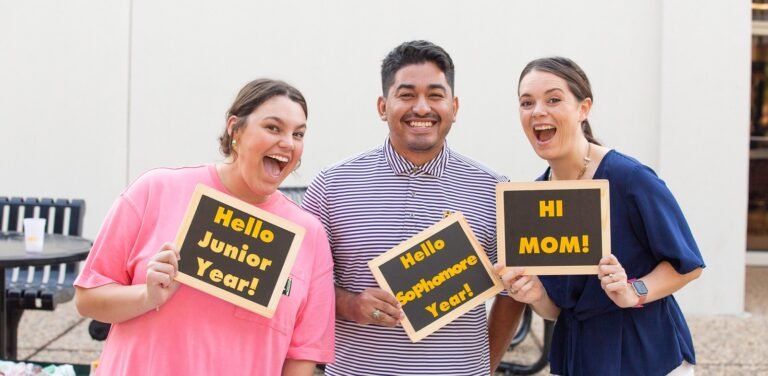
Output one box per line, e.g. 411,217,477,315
398,92,415,99
429,92,445,99
519,100,533,108
547,97,562,104
293,131,305,140
265,124,279,132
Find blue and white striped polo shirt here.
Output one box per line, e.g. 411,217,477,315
302,139,508,376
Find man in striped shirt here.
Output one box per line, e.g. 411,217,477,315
302,40,524,375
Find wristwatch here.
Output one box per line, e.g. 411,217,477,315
628,278,648,308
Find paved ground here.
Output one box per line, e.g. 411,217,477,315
14,266,768,375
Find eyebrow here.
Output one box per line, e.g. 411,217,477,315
263,116,307,129
519,87,565,97
395,83,447,92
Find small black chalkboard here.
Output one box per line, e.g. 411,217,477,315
174,184,305,318
496,180,610,275
369,212,502,342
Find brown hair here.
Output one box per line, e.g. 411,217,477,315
518,57,601,145
218,79,308,158
381,40,455,96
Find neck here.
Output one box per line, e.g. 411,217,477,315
390,139,444,167
548,142,592,181
217,162,271,205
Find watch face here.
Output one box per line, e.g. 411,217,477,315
632,280,648,296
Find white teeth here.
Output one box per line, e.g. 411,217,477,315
409,121,433,128
534,125,555,131
267,155,289,163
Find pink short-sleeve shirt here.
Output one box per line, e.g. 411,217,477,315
75,165,335,375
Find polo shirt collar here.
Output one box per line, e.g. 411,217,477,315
383,137,449,177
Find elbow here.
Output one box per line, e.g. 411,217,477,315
74,287,95,319
688,266,703,281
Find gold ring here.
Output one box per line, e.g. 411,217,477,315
607,273,614,281
510,289,519,295
372,309,382,320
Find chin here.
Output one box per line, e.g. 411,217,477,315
532,146,556,162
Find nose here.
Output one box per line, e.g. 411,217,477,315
278,133,294,150
412,95,431,116
532,101,546,117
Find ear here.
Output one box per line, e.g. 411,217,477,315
452,96,460,121
226,115,239,137
579,98,592,122
377,96,387,121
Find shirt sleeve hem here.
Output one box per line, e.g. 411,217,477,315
286,349,335,364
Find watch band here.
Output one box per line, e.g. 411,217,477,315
628,278,647,308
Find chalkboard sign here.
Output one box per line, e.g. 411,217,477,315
496,180,610,275
174,184,305,318
369,212,503,342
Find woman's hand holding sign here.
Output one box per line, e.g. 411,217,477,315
597,254,637,308
145,242,182,310
494,264,560,321
336,287,404,327
493,265,544,303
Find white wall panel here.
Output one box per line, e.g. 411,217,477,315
0,0,750,314
0,1,130,239
659,0,751,314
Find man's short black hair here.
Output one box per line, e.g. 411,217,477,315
380,40,455,96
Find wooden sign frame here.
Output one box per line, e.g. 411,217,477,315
496,180,610,275
174,184,305,318
369,212,503,342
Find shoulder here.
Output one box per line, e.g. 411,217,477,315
273,193,326,232
602,150,656,181
601,150,669,197
307,147,385,194
128,164,212,191
318,146,383,177
447,149,509,183
121,164,212,206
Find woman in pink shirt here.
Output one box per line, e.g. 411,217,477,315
75,79,335,375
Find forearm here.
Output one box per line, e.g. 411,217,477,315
488,295,526,374
74,284,155,323
529,291,560,321
638,261,703,304
335,286,356,321
281,359,316,376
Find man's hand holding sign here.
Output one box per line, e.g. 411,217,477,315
369,213,502,342
494,180,610,320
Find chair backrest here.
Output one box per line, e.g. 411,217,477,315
279,186,307,205
0,197,85,236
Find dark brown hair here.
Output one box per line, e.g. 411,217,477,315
381,40,455,96
218,79,308,158
518,57,601,145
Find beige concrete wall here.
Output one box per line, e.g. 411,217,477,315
0,1,130,238
0,0,749,314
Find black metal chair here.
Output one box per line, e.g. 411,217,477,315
496,305,554,375
0,196,86,359
279,186,307,205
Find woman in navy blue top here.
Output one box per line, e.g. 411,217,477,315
495,57,705,375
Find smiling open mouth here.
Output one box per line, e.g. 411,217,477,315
409,120,435,128
264,154,289,177
534,125,556,142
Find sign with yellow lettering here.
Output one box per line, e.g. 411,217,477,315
369,212,503,342
174,184,305,318
496,180,610,275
